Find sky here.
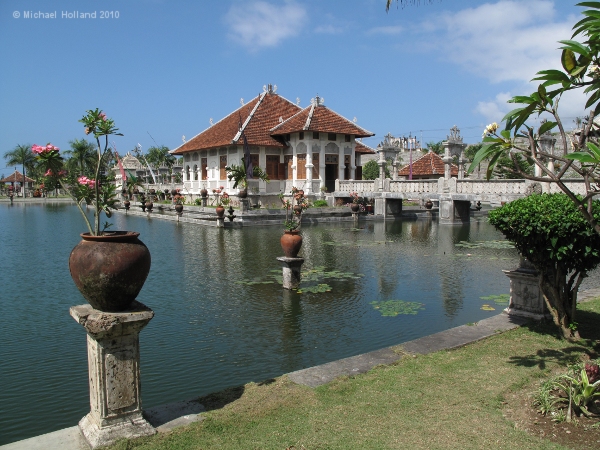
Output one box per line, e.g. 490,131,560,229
0,0,585,175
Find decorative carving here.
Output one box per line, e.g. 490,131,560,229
209,118,213,126
240,98,244,106
296,97,301,105
182,135,186,143
526,182,543,195
311,95,324,106
447,125,464,144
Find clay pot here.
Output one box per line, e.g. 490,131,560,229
146,201,153,212
200,188,208,198
123,200,130,210
216,205,225,218
351,203,360,213
280,230,303,258
238,189,248,199
175,204,183,214
425,200,433,210
69,232,151,312
293,205,303,215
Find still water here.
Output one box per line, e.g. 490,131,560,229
1,202,519,444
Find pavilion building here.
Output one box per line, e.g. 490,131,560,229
398,151,458,180
171,85,375,197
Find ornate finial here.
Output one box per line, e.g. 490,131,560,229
182,135,186,143
273,84,277,93
263,85,267,93
296,97,301,105
279,116,283,123
353,117,357,123
310,95,324,106
380,132,401,149
447,125,463,144
210,118,214,126
240,98,244,106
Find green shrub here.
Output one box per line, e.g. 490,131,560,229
312,199,328,207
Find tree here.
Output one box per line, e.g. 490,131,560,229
362,159,390,179
225,159,269,189
63,139,96,176
425,141,443,155
469,2,600,235
489,194,600,340
145,145,175,170
4,144,34,195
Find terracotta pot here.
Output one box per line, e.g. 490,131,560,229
238,189,248,199
69,232,151,312
123,200,130,209
200,188,208,198
175,204,184,214
293,205,303,215
280,230,303,258
146,201,153,212
425,200,433,210
351,203,360,213
216,205,225,218
171,189,178,196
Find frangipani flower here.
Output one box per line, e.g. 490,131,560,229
482,122,499,139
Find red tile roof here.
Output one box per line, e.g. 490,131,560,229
172,93,301,154
355,141,376,154
0,170,34,183
270,103,374,138
398,151,457,177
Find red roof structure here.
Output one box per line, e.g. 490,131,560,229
173,92,302,154
0,170,34,184
398,151,457,179
354,141,376,154
172,90,374,155
270,97,374,138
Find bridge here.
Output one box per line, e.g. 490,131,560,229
334,177,587,223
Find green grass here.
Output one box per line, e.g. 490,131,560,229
110,298,600,450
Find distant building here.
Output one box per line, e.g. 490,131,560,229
398,151,458,180
171,84,375,195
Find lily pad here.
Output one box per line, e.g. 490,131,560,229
370,300,425,317
297,284,332,294
480,294,510,304
480,304,496,311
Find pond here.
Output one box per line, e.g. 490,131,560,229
1,202,522,444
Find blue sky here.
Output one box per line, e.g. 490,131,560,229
0,0,583,174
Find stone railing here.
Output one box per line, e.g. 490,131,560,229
454,179,529,195
389,179,439,194
336,180,376,193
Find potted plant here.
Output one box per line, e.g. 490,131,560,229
348,191,363,213
173,192,184,214
200,183,208,198
33,109,151,313
213,186,226,218
225,159,269,198
279,188,308,258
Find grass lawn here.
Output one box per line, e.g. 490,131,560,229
110,298,600,450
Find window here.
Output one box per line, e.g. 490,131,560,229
345,134,351,142
193,164,198,180
313,132,319,140
297,154,306,179
266,155,280,180
312,153,319,179
285,134,290,141
328,133,336,141
299,131,304,140
219,156,227,180
285,155,294,180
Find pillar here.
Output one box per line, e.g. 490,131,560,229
70,302,156,449
277,257,304,289
503,257,551,320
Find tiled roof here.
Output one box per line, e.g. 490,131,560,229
270,103,374,138
172,93,301,154
398,151,458,177
0,170,34,183
355,141,376,154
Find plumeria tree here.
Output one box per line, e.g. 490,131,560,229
34,109,122,235
468,2,600,236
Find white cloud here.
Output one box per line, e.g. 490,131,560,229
426,0,573,83
475,91,513,124
367,25,403,35
315,24,345,34
224,1,307,49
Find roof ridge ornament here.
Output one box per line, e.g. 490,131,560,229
240,98,244,106
296,97,300,105
210,118,214,126
263,84,277,94
310,94,324,106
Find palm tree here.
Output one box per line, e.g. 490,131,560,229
4,144,34,196
63,139,97,176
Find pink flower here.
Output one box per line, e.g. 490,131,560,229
78,176,90,185
220,186,224,190
45,169,54,176
58,170,67,176
99,112,107,120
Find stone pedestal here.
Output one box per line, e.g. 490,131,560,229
277,257,305,290
70,301,156,449
240,198,250,212
216,217,225,228
201,197,208,207
503,259,551,320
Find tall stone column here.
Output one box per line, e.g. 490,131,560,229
70,302,156,449
305,151,313,194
